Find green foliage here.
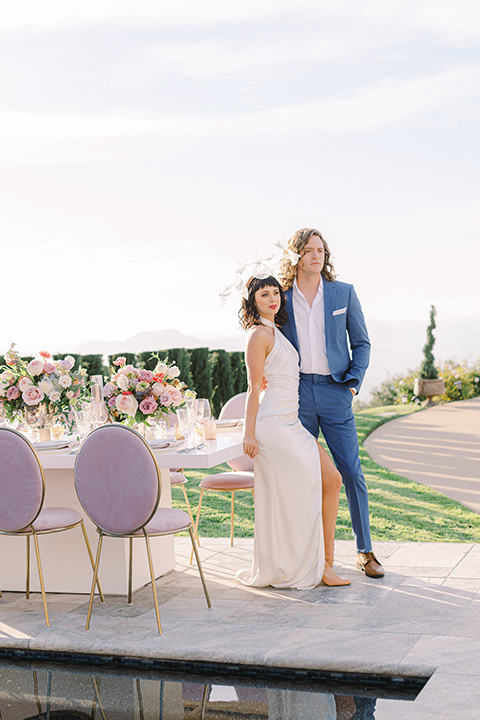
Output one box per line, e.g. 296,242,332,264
230,351,247,395
210,349,234,416
81,354,106,377
420,305,439,379
369,358,480,407
167,348,192,387
137,351,160,371
189,347,212,400
173,405,480,543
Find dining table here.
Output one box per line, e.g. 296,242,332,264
0,425,244,596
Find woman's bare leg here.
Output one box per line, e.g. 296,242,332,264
318,441,351,586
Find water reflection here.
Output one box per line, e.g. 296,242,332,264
0,661,417,719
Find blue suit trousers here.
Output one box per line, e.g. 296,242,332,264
298,373,372,553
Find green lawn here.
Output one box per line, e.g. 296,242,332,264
172,405,480,543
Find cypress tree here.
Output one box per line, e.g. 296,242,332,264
229,351,247,394
189,347,213,401
420,306,439,380
80,354,106,377
166,348,192,387
211,349,234,416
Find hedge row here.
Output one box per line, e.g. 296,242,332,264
0,348,248,418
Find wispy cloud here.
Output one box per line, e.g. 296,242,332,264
0,62,477,161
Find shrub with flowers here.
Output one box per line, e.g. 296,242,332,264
0,344,89,430
102,355,191,425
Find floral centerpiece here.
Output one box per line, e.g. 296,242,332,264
0,344,89,432
102,356,192,426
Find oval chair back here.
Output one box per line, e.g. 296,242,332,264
219,392,252,472
0,428,44,532
75,424,161,535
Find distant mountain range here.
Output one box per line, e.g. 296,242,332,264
75,315,480,400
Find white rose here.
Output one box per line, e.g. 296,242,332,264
166,365,180,379
66,390,74,399
115,393,138,417
58,374,72,388
117,374,130,391
154,362,168,375
151,382,164,397
39,379,54,394
26,359,44,375
49,391,61,402
1,370,14,382
19,376,33,391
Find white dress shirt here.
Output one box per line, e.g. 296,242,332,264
292,277,331,375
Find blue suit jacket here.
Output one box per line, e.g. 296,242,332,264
282,281,371,393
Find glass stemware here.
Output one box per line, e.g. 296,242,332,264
176,406,197,449
195,399,211,444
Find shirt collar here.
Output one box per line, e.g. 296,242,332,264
293,276,323,302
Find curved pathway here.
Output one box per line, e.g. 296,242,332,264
364,397,480,514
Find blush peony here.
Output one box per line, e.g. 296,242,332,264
26,359,44,376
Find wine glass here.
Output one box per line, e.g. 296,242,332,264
92,401,109,428
195,399,211,444
176,407,197,449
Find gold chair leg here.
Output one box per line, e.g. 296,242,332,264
143,531,162,634
182,484,200,545
189,527,211,609
128,537,133,604
230,491,235,546
32,532,49,627
190,488,205,565
91,675,107,720
26,535,30,599
136,679,145,720
80,522,104,603
86,532,103,631
0,586,2,598
201,684,211,720
33,670,42,714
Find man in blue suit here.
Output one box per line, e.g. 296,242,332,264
280,228,384,578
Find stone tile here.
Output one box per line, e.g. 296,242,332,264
156,596,249,625
400,670,480,720
387,542,473,569
368,582,471,627
399,635,480,676
450,544,480,579
222,596,327,629
264,627,420,674
441,577,480,592
0,613,48,647
301,579,391,606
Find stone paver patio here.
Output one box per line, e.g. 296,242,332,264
1,536,480,719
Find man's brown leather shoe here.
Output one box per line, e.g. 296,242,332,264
356,551,384,578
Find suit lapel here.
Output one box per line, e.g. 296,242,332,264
324,280,336,338
286,288,299,351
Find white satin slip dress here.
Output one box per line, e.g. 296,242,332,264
236,318,325,590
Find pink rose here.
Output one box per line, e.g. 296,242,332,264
6,385,20,400
159,392,173,407
139,369,154,382
139,396,158,415
115,393,138,417
60,356,75,371
22,386,45,406
103,382,115,398
108,396,117,408
43,362,56,374
118,364,135,376
164,384,183,406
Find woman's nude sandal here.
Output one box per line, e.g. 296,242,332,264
322,557,351,587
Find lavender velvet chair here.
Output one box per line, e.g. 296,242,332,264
0,427,103,627
194,393,254,548
74,423,211,634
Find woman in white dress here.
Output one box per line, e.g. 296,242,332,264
237,275,350,589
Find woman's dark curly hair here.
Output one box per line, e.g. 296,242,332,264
239,275,288,330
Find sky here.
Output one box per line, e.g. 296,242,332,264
1,0,480,357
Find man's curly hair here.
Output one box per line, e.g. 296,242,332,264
279,228,336,290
